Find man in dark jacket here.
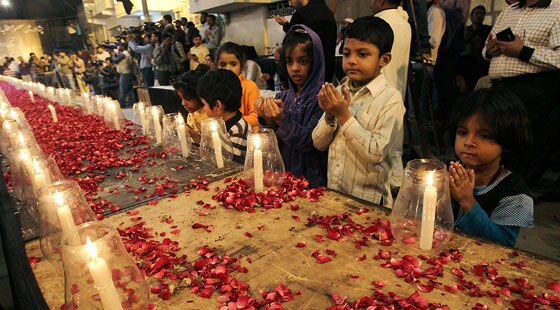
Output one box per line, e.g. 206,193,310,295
273,0,337,83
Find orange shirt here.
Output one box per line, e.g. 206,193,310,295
238,74,259,130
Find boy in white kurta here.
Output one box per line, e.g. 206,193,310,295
313,16,405,208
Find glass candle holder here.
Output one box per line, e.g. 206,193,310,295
200,117,233,169
103,100,125,130
162,113,192,160
91,96,103,116
37,180,98,268
132,102,151,136
390,159,454,251
243,128,285,191
80,93,94,115
7,147,44,200
60,222,149,310
148,105,164,145
18,155,64,205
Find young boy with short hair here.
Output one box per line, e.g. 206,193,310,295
197,69,251,164
312,16,405,208
172,67,209,144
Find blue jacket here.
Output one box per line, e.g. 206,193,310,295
261,24,328,187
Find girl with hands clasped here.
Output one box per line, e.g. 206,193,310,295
255,25,328,187
450,88,534,246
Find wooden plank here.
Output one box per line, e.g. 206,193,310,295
26,173,560,309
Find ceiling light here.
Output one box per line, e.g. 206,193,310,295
1,0,9,6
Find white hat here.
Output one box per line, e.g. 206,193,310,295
343,18,354,23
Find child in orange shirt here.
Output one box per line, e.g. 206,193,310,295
216,42,259,129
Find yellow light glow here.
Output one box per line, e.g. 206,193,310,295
176,114,185,125
254,135,261,150
427,171,434,187
54,191,64,205
86,236,97,259
210,121,218,132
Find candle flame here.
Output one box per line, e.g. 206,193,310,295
33,158,42,174
138,102,145,109
48,104,54,109
17,133,25,144
177,114,185,125
54,191,64,205
254,135,261,149
19,149,30,161
9,109,18,120
210,121,218,132
86,236,97,259
427,171,434,187
152,106,160,116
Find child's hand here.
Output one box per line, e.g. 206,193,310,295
262,97,285,125
449,161,477,212
255,97,266,117
317,83,352,126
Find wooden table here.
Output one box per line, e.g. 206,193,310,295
26,173,560,309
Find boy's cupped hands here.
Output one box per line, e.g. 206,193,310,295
317,83,352,126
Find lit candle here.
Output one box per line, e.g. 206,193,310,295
48,104,58,123
110,102,121,130
86,237,124,310
54,191,81,246
151,107,162,144
253,136,264,192
210,121,224,168
138,103,148,135
420,171,437,250
31,159,50,195
176,114,189,158
28,91,35,103
96,97,104,116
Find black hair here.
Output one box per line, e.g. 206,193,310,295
161,33,173,41
193,33,202,39
163,14,172,23
173,66,209,101
187,22,195,28
280,27,314,78
216,41,246,67
344,16,394,55
197,69,242,112
200,12,208,17
206,53,215,62
207,14,216,21
451,88,532,167
386,0,403,6
470,5,486,15
151,31,162,41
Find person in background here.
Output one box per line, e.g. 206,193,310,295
189,34,209,71
242,45,266,89
273,0,337,82
185,22,200,49
372,0,411,102
335,18,353,56
127,31,155,87
173,28,189,73
483,0,560,193
216,42,259,129
197,69,251,164
312,16,405,208
71,52,87,93
29,53,39,82
40,54,56,87
255,25,328,187
260,47,289,91
204,53,216,70
55,51,75,91
153,33,178,86
95,47,111,63
19,56,32,82
172,67,210,144
458,5,492,92
161,14,174,33
112,43,135,106
449,88,533,246
203,15,223,55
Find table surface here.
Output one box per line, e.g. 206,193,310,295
25,173,560,309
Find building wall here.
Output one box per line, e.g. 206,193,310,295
222,6,268,55
0,20,45,57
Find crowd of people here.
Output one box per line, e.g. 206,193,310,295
1,0,559,247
